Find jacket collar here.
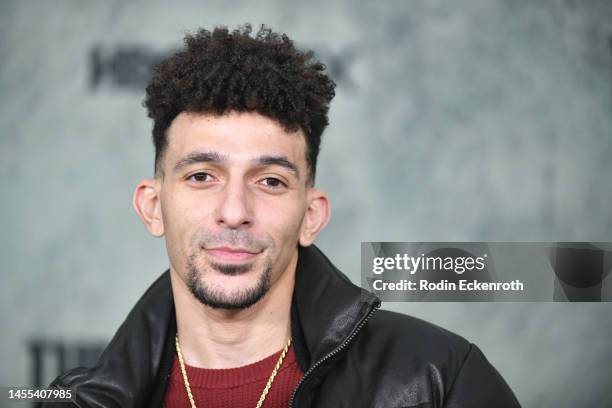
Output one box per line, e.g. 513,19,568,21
292,245,380,366
57,244,380,407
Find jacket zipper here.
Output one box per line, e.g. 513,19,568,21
289,300,381,408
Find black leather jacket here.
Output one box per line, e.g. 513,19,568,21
46,245,521,407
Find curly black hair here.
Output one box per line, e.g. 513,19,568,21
143,24,336,184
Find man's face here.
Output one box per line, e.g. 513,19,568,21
157,111,311,309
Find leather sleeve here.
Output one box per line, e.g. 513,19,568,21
37,379,78,407
444,344,522,408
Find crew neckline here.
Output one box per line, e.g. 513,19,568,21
170,344,298,389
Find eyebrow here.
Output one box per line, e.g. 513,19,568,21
172,151,300,179
255,155,300,180
173,151,228,173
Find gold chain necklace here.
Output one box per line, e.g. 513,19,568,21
175,334,292,408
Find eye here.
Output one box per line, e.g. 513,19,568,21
188,172,214,183
260,177,287,189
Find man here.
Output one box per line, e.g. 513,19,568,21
46,25,521,407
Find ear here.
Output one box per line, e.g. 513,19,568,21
299,188,331,247
133,178,164,237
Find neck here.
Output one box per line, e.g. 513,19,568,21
170,253,296,369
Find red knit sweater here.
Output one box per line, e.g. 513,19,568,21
163,344,304,408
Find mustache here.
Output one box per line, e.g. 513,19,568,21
191,229,273,252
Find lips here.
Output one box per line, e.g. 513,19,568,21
204,246,261,262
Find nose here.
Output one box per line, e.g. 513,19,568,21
215,178,253,229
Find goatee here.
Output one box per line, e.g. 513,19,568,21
186,256,273,310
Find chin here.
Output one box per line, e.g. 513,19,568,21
186,262,273,310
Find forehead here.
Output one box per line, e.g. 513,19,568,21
165,111,307,169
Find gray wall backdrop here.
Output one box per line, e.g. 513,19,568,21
2,1,612,407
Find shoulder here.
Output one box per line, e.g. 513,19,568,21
45,271,175,408
348,308,473,392
365,308,471,361
339,308,521,407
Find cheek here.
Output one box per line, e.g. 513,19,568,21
161,191,211,254
259,199,307,249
